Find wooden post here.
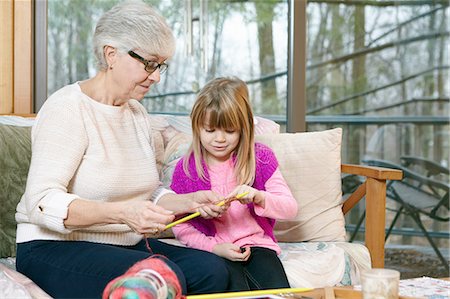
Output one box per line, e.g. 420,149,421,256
365,177,386,268
0,0,14,114
14,0,33,114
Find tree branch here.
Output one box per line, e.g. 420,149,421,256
307,65,450,114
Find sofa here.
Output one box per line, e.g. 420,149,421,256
0,114,402,298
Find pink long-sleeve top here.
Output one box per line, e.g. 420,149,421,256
171,158,297,254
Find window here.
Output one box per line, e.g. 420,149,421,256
306,1,449,165
306,1,449,246
42,0,293,129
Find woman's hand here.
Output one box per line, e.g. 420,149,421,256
212,243,251,261
157,191,227,217
191,190,228,219
227,185,265,207
120,200,174,235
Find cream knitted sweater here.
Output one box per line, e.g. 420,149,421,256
15,83,171,246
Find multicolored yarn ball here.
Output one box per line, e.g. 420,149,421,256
103,256,183,299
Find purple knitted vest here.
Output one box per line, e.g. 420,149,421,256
170,143,278,241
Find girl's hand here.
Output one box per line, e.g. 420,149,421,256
212,243,251,262
227,185,266,208
120,201,174,235
192,190,228,219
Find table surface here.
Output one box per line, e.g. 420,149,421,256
292,287,363,299
292,277,450,299
293,287,421,299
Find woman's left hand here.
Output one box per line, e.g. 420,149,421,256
227,185,265,208
192,190,228,219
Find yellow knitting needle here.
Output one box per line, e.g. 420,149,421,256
164,191,249,230
186,287,313,299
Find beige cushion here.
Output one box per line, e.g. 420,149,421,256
255,128,346,242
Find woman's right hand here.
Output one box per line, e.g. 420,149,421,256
120,200,174,235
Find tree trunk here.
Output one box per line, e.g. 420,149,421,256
254,1,279,114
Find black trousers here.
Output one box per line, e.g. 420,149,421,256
16,239,230,298
223,246,290,291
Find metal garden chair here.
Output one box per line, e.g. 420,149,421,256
400,156,449,195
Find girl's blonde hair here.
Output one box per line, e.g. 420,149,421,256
185,77,255,185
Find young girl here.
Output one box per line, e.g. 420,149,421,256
170,77,298,291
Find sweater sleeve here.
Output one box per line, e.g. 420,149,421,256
172,222,218,252
22,101,88,234
254,167,298,220
253,144,298,220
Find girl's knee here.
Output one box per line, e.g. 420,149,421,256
200,256,230,290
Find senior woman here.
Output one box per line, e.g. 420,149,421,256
15,1,232,298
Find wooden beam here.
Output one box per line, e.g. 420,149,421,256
365,177,387,268
287,0,306,132
342,182,366,215
342,163,403,180
14,0,33,114
0,0,14,114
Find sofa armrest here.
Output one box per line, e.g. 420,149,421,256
341,163,403,268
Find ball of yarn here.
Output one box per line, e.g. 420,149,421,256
103,256,183,299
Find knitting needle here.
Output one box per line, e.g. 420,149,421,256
164,191,249,230
186,287,313,299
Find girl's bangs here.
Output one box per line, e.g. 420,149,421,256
206,107,239,131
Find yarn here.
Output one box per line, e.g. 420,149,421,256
103,255,183,299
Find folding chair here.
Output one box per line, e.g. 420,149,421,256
401,156,449,178
363,159,449,271
400,156,449,196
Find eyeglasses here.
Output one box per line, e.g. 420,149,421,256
128,50,168,75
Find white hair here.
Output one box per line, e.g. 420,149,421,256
93,0,175,70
